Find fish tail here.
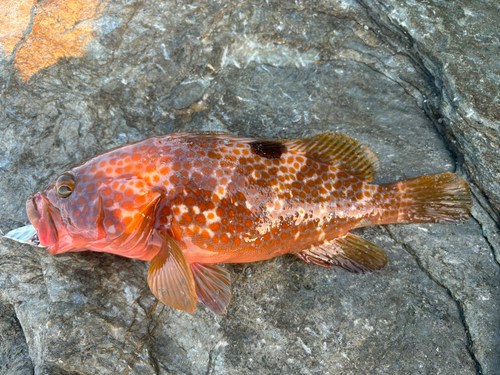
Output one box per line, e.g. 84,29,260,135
376,172,472,225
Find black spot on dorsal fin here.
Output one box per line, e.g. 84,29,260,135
249,140,286,159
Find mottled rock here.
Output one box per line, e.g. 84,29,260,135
0,303,32,374
0,0,499,374
358,0,500,223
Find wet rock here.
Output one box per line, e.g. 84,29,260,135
358,0,500,223
0,303,32,374
0,0,498,374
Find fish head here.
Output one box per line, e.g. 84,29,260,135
26,157,162,255
26,169,98,254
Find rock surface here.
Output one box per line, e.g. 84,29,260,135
0,0,498,374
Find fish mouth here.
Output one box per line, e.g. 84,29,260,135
26,193,59,252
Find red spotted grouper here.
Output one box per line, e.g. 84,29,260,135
22,132,471,315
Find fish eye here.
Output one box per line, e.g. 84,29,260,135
55,174,75,198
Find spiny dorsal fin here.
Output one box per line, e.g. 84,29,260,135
287,132,380,181
295,232,387,273
186,131,231,136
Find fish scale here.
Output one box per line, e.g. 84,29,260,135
20,131,472,315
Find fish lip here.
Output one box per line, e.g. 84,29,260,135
26,194,41,230
26,193,59,250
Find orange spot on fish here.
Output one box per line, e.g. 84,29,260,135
209,223,221,232
195,214,206,225
182,213,192,224
135,195,146,204
184,197,196,206
216,207,225,217
122,201,134,211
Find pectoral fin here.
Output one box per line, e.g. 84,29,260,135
190,263,231,316
296,232,387,273
147,231,197,313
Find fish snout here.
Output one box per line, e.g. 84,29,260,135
26,193,59,250
26,193,42,229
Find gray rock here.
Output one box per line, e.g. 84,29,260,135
0,0,498,374
358,0,500,222
0,303,32,374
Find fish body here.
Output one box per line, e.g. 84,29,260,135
25,132,472,314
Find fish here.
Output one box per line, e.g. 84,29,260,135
22,132,472,315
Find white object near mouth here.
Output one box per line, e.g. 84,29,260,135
2,225,44,247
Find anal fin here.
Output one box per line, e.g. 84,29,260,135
147,230,197,313
296,232,387,273
190,263,231,316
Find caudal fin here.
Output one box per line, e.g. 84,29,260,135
378,172,472,225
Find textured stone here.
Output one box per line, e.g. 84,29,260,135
0,0,499,374
0,303,32,375
357,0,500,223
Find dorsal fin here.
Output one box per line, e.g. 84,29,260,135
185,131,231,135
287,132,380,181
